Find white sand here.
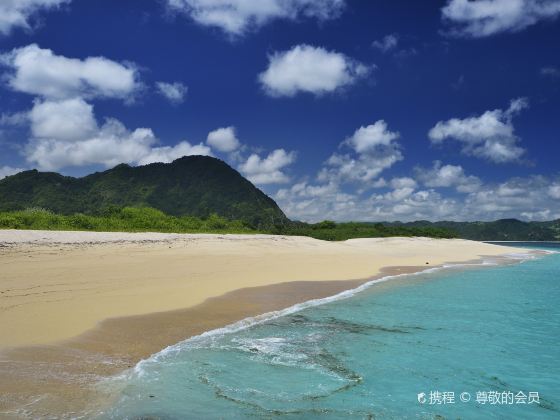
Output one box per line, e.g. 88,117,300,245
0,230,526,349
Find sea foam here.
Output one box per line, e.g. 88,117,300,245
127,252,537,379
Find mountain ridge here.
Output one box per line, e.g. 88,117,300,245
387,219,560,241
0,155,288,229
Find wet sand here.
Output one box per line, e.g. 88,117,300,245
0,270,416,418
0,230,528,417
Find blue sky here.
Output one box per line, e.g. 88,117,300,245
0,0,559,222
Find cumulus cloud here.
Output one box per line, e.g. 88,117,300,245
275,123,559,222
414,161,482,193
0,0,70,35
318,152,402,184
371,34,398,52
206,126,241,153
26,119,156,171
0,165,25,179
275,179,460,222
29,97,97,141
275,181,355,221
390,177,417,189
428,98,528,163
156,81,188,104
0,44,139,100
0,44,209,171
277,120,403,219
549,183,560,199
343,120,399,153
441,0,560,38
383,186,416,202
319,120,402,184
258,44,370,97
239,149,296,184
23,98,210,171
464,176,560,220
166,0,345,36
276,181,339,201
276,173,560,223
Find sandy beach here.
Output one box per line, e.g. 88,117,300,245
0,230,528,417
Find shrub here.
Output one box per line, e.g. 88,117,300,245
0,207,457,239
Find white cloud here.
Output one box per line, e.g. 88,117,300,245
29,98,97,141
258,44,370,97
463,176,560,220
276,173,560,223
274,124,559,223
0,165,25,179
390,177,417,189
371,34,398,52
166,0,345,36
384,189,459,220
318,152,402,184
275,178,461,222
206,126,241,152
319,120,403,184
278,120,401,216
275,181,354,220
383,186,415,201
414,161,482,193
549,183,560,199
239,149,296,184
156,81,188,104
23,98,210,171
441,0,560,38
0,0,70,35
370,178,388,188
520,209,554,220
428,98,528,163
1,44,139,100
25,119,156,171
281,181,339,199
343,120,399,153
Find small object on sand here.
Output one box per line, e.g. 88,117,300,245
426,262,429,265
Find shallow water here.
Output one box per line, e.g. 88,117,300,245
102,245,560,419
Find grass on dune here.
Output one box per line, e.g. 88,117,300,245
0,207,254,234
0,207,458,240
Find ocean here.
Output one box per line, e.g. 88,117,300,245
101,243,559,419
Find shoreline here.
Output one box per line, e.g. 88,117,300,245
2,264,503,419
1,267,424,419
1,231,528,349
0,230,536,417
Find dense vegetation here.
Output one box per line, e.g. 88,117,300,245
0,208,458,240
2,208,557,241
0,156,288,229
0,207,254,234
392,219,560,241
280,220,457,240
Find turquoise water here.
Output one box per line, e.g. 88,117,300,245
103,246,560,419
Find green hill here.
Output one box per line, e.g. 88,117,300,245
390,219,560,241
0,156,288,229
